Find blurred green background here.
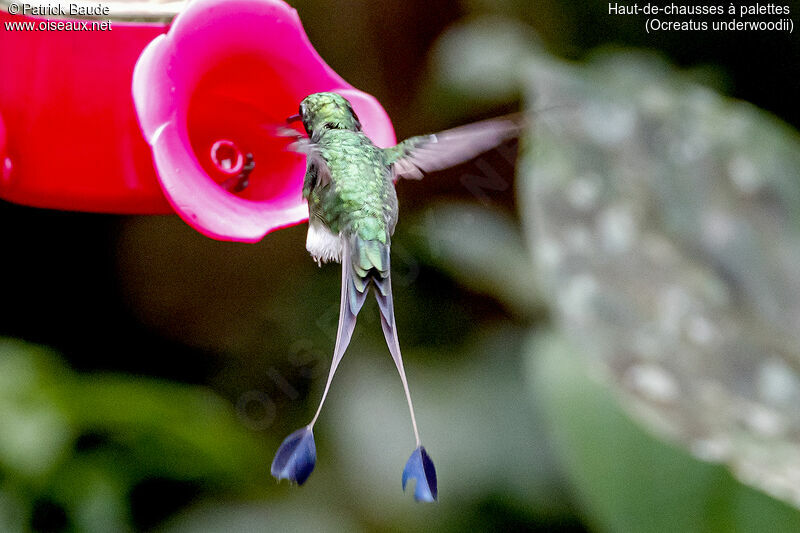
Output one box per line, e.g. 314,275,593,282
2,1,800,531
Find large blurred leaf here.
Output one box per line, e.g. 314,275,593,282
58,377,268,484
529,331,800,532
0,340,73,481
515,45,800,506
410,202,542,316
162,498,361,533
428,16,537,109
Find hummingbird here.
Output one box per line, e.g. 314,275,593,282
270,92,522,502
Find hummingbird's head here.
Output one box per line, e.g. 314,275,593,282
288,92,362,137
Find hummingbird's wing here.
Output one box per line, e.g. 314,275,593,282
289,137,333,201
305,145,333,192
386,114,524,180
269,124,335,193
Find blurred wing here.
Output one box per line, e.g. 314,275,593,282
267,126,334,194
388,114,524,180
305,146,333,192
290,138,332,199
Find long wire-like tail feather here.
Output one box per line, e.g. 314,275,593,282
308,235,422,447
309,243,366,427
374,266,422,446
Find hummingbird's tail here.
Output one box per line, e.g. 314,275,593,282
308,236,422,446
307,237,365,428
368,249,423,447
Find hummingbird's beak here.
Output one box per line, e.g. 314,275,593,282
286,113,302,124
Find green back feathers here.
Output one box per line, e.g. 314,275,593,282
306,128,396,243
299,92,397,262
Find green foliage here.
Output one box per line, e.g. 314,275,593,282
428,16,537,110
408,202,543,317
415,14,800,530
528,332,800,533
162,499,362,533
0,339,269,532
515,34,800,509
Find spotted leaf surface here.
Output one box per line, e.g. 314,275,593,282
520,51,800,507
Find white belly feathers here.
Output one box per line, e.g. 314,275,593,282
306,217,343,266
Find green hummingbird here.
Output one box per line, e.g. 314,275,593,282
271,92,522,501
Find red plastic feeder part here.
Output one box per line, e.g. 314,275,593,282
0,1,180,213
